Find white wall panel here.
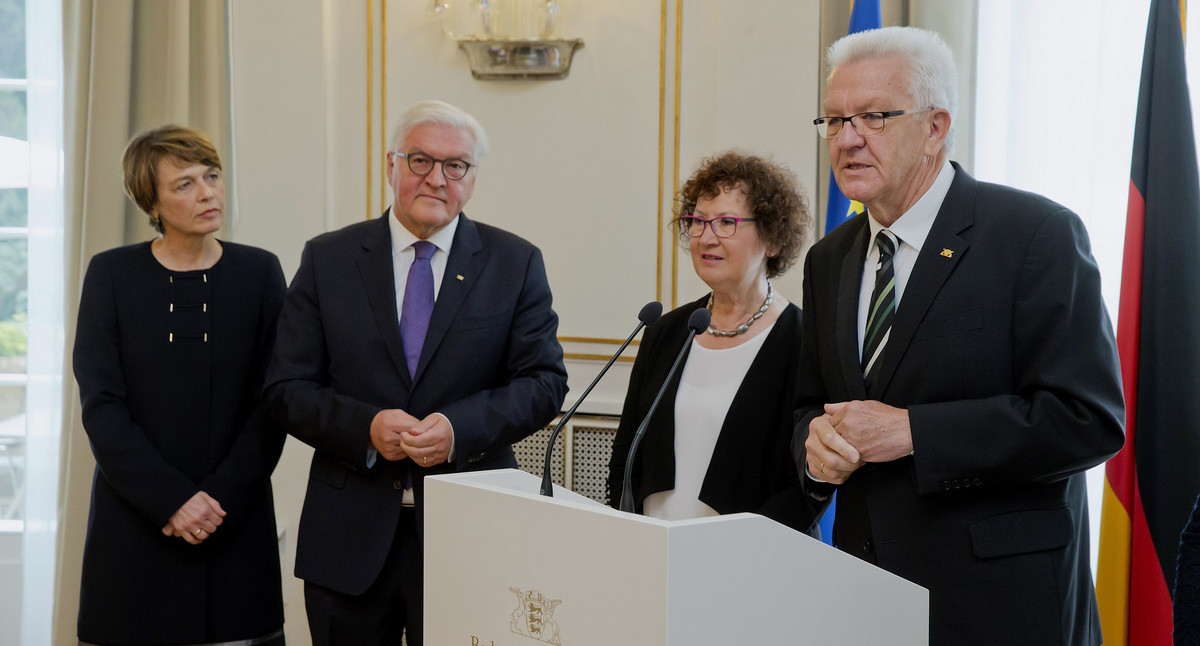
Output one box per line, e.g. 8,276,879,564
677,0,821,310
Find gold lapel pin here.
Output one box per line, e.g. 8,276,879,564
456,274,464,281
940,248,954,258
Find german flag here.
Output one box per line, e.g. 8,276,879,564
1096,1,1200,643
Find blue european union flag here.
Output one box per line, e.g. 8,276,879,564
822,0,880,236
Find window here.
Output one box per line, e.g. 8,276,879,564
1,0,63,642
0,0,28,534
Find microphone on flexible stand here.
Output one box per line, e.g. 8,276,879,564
619,307,710,513
540,301,664,497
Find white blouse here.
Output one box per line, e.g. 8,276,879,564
643,321,775,521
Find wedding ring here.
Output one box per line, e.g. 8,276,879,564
819,461,825,474
423,456,428,465
193,529,202,537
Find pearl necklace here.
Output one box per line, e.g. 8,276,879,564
706,282,773,337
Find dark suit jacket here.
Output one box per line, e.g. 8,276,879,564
265,212,568,595
793,163,1125,645
1177,493,1200,642
608,296,819,534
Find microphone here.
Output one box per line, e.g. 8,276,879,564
540,301,663,496
619,307,710,513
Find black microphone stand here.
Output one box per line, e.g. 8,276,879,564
619,307,710,513
540,301,663,496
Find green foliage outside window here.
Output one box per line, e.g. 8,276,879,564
0,91,25,140
0,313,24,357
0,0,25,79
0,0,29,363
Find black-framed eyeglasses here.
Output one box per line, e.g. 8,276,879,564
812,107,935,139
392,152,475,181
679,215,756,239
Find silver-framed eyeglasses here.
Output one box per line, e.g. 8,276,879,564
812,107,935,139
392,152,475,181
679,215,756,239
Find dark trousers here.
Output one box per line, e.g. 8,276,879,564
303,507,423,646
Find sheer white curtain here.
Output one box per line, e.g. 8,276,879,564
20,1,64,644
974,0,1172,572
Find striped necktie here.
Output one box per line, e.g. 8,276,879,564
862,230,897,392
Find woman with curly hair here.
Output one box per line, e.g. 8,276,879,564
608,151,820,534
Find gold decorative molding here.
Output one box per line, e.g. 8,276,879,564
559,336,642,346
670,0,682,310
564,353,636,363
656,0,667,305
366,0,373,221
380,0,389,214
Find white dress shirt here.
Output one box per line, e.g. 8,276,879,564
388,209,459,309
367,211,461,496
808,161,956,486
857,160,956,360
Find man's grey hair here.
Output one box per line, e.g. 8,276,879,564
391,99,490,161
827,26,957,153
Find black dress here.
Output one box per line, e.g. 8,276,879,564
73,241,287,645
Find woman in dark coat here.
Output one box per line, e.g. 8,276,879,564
608,151,821,534
73,125,286,645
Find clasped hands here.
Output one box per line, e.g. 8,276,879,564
163,491,225,545
370,409,453,467
805,400,913,485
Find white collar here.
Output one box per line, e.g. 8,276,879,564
388,209,460,256
867,160,955,252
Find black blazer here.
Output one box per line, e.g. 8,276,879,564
265,212,568,595
793,164,1125,645
608,296,819,534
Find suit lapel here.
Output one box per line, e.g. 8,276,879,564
414,213,485,382
838,221,871,399
356,211,412,386
871,166,975,398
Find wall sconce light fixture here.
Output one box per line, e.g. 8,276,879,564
431,0,584,80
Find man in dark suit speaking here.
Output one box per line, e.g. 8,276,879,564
265,100,568,646
793,27,1125,644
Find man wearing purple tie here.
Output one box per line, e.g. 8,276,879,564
265,100,568,646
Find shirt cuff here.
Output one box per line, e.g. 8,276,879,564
431,412,456,461
803,465,837,502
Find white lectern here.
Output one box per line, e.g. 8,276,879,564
425,469,927,645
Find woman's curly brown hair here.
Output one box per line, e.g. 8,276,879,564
675,151,811,279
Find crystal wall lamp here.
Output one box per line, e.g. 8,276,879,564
431,0,584,80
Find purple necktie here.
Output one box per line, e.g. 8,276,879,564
400,240,436,380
